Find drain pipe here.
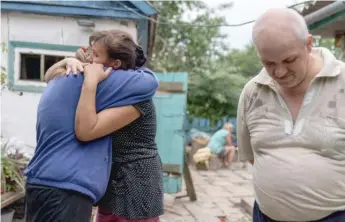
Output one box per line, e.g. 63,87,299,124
304,1,345,25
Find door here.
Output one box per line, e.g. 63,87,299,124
153,72,188,193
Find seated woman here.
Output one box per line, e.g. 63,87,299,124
207,123,236,166
24,30,160,222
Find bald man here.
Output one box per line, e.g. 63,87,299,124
237,8,345,222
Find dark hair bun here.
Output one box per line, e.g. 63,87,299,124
135,46,147,67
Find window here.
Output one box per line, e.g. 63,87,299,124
20,53,65,81
14,47,75,87
9,42,79,92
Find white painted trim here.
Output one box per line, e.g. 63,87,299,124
14,47,74,87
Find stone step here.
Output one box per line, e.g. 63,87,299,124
241,197,255,216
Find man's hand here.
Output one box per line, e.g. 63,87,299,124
65,58,89,75
84,63,112,83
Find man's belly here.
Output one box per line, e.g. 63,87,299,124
253,150,345,221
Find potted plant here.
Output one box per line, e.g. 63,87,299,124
1,140,29,222
1,140,28,193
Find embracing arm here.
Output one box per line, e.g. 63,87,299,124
75,77,141,141
44,59,68,83
45,58,86,83
75,64,158,141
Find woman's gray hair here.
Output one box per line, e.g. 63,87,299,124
223,123,233,131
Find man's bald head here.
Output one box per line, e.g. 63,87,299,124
251,8,315,90
252,8,309,47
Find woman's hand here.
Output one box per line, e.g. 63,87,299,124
65,58,89,75
84,63,113,83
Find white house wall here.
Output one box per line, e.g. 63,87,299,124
1,12,138,46
1,12,138,156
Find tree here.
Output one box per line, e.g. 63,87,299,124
150,1,245,123
222,44,262,78
188,63,249,121
150,1,228,73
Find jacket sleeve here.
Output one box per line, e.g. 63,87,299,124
95,68,159,112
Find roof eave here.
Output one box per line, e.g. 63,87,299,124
128,0,159,16
304,1,345,30
0,1,141,20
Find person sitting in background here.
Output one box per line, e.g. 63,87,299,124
207,123,236,166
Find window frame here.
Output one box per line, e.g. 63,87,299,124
7,41,80,93
14,48,74,87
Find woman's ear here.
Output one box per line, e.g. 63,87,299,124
110,59,122,69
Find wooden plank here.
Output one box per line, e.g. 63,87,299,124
241,197,255,216
162,163,181,175
90,207,98,222
1,191,25,209
157,82,184,93
183,151,197,201
40,54,45,81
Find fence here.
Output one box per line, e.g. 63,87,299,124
183,116,237,144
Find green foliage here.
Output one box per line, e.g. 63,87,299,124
150,1,227,73
150,1,247,122
1,42,7,86
1,140,28,193
222,44,262,78
188,66,249,123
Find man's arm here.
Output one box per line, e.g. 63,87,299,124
237,87,254,165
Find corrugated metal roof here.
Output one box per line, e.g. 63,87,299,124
301,1,334,16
